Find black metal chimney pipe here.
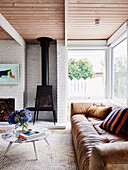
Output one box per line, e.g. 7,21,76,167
37,37,53,86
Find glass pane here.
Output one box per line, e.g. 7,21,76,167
68,50,105,100
113,39,127,101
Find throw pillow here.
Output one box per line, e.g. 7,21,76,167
86,106,112,119
100,108,128,135
86,105,97,117
94,106,112,119
120,123,128,137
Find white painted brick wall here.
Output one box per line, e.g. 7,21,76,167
0,40,26,110
26,45,41,107
57,40,68,123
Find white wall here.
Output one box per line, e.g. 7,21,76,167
26,45,41,107
26,42,57,121
0,40,26,110
57,40,68,123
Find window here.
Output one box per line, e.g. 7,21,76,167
112,39,127,103
68,50,106,100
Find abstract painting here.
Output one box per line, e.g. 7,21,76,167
0,64,19,84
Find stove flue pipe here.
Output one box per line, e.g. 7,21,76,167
37,37,53,86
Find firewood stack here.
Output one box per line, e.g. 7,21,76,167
0,99,14,121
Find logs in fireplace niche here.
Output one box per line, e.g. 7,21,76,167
0,98,15,121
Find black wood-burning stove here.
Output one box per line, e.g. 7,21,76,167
26,37,57,124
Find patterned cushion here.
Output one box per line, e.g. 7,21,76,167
100,108,128,135
120,123,128,137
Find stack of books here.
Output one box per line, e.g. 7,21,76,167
19,130,45,140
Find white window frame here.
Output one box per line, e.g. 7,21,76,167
107,20,128,105
112,38,127,104
67,40,108,100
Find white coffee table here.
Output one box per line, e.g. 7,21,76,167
1,128,50,161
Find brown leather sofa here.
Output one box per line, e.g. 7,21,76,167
71,103,128,170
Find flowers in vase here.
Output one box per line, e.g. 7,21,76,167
8,109,32,131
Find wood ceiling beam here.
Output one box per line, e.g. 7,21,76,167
0,7,64,11
0,3,63,7
9,20,64,24
69,11,128,14
4,16,63,20
69,0,128,3
69,8,128,11
68,16,128,19
1,11,63,14
68,19,127,22
0,13,26,48
69,4,128,7
0,0,63,2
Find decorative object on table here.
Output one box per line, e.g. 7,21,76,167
8,109,32,132
19,130,45,140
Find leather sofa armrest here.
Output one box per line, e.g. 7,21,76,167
71,102,92,118
89,142,128,170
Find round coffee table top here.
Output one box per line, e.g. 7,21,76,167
1,128,51,143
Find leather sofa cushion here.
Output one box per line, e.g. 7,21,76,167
71,103,92,117
86,105,112,119
71,114,108,170
87,117,103,124
88,117,128,142
90,142,128,170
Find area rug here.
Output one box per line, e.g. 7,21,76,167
0,129,78,170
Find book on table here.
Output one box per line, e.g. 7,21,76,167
19,130,45,140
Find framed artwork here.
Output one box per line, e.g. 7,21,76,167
0,64,19,84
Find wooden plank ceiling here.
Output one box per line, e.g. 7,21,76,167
68,0,128,40
0,26,13,40
0,0,64,43
0,0,128,43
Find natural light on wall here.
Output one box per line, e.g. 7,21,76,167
68,50,106,100
112,39,127,104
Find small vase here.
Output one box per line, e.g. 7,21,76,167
14,126,26,137
15,122,28,132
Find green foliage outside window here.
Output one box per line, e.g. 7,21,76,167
68,59,94,80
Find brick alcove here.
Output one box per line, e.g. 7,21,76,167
0,98,15,121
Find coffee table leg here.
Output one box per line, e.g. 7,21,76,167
3,142,12,158
33,141,38,160
44,138,50,146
